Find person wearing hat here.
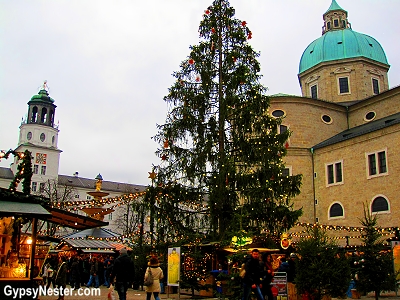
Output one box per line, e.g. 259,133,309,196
144,256,164,300
110,248,135,300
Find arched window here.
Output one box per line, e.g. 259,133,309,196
41,107,48,123
329,203,344,218
31,106,38,122
371,196,389,213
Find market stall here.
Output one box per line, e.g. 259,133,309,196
0,187,109,299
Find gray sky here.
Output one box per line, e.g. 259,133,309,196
1,0,399,185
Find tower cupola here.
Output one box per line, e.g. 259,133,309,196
27,81,57,127
322,0,350,34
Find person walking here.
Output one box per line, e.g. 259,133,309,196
69,256,81,290
261,253,275,300
241,249,264,300
110,248,135,300
144,256,164,300
55,256,68,300
86,257,99,288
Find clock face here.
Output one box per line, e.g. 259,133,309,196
27,132,32,140
40,133,46,142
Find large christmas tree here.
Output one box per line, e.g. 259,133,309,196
153,0,302,242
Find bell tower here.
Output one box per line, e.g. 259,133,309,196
12,81,62,191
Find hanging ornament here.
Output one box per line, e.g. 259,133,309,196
211,27,216,33
205,9,210,15
211,41,215,50
189,58,194,65
148,171,157,180
247,31,252,39
196,75,201,82
241,21,247,27
232,56,237,62
285,142,289,149
164,139,169,148
180,80,185,86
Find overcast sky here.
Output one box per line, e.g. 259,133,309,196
1,0,399,186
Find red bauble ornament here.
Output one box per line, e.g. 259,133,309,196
247,32,252,39
189,58,194,65
196,75,201,82
233,57,237,62
241,21,247,27
285,142,289,149
205,9,210,15
211,27,216,33
164,139,169,148
161,154,167,161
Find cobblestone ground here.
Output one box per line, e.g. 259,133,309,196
37,285,400,300
37,285,193,300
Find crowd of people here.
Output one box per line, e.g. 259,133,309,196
41,253,116,291
241,249,297,300
39,248,297,300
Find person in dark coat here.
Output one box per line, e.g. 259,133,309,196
110,248,135,300
277,256,290,273
242,249,264,300
69,257,81,289
105,256,114,288
55,256,68,300
86,257,99,288
261,253,275,300
82,257,90,286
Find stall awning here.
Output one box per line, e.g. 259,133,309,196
58,238,116,251
110,243,132,251
43,206,108,230
81,249,115,254
0,200,52,218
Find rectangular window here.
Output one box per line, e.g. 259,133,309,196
108,213,113,221
372,78,379,95
378,151,387,173
41,166,46,175
327,164,334,184
33,165,39,174
368,154,377,175
335,162,342,182
75,194,80,199
282,168,290,177
334,19,339,27
32,182,37,192
310,85,318,99
367,150,387,177
86,195,92,200
39,182,45,192
279,125,288,134
339,77,349,94
326,161,343,185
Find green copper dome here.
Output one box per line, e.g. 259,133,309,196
299,0,389,74
299,29,388,74
29,89,55,103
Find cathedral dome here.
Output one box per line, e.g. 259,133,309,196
299,29,389,74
